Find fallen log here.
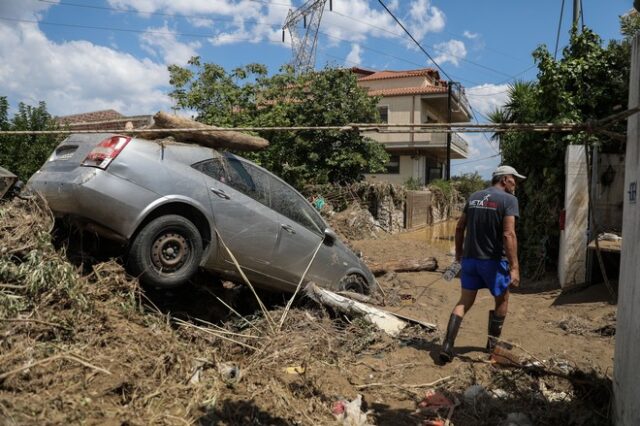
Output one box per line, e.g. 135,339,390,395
139,111,269,151
367,257,438,276
305,282,407,336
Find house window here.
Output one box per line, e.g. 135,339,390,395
378,106,389,123
426,164,443,183
385,155,400,174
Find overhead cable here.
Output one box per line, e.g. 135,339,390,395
375,0,452,81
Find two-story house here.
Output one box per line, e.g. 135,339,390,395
354,68,471,185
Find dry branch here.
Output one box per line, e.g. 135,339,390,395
140,111,269,151
0,354,111,381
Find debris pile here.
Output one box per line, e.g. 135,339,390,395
306,182,406,239
0,198,614,425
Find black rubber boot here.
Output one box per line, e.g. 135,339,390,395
439,314,463,363
487,310,506,353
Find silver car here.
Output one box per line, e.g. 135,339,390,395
27,133,375,294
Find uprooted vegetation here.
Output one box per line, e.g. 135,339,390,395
0,198,613,425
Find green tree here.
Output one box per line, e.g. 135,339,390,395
451,171,489,200
490,27,630,278
169,59,389,188
0,98,62,181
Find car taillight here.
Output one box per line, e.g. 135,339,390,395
82,136,131,169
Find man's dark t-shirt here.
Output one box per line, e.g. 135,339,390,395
462,186,519,260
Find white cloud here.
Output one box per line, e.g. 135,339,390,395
107,0,270,17
346,44,363,66
433,39,467,66
407,0,445,40
463,30,479,39
140,23,201,65
466,84,510,118
0,0,173,116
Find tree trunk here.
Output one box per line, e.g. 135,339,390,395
304,282,407,336
140,111,269,151
367,257,438,276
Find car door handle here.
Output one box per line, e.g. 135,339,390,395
211,188,230,200
281,224,296,234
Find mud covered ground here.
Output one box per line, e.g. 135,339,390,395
0,198,616,425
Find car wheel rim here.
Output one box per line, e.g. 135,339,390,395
151,232,190,272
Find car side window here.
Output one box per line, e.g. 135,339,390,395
193,157,270,208
193,156,324,234
268,176,324,234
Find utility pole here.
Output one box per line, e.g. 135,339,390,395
446,81,462,181
446,82,452,181
572,0,581,30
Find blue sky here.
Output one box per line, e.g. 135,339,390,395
0,0,633,177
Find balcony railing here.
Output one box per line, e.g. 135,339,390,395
430,132,469,154
451,133,469,153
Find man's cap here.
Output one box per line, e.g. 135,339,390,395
493,165,526,180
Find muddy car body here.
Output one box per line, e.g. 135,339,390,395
27,134,375,293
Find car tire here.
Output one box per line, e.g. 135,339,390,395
128,215,203,288
338,273,369,295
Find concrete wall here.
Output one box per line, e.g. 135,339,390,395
558,145,588,288
614,34,640,426
371,96,431,145
366,155,420,185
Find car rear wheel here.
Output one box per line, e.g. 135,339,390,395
128,215,203,288
338,273,369,295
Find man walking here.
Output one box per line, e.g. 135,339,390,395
439,165,524,363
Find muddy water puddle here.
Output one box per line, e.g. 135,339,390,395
400,219,457,254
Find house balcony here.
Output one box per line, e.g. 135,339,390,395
365,130,469,159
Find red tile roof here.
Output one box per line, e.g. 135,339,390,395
358,68,440,82
56,109,123,123
366,86,447,97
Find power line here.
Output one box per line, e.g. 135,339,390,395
36,0,533,84
0,16,283,43
469,105,500,155
328,10,520,80
37,0,236,22
452,154,500,167
466,89,510,97
375,0,452,81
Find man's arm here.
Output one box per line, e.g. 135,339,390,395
503,215,520,287
454,213,467,262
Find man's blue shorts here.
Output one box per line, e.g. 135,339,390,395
460,258,511,297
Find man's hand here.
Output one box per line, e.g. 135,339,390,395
509,267,520,288
454,214,466,263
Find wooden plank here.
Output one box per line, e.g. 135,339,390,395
405,190,431,230
587,239,621,253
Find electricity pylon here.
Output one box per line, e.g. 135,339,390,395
282,0,333,74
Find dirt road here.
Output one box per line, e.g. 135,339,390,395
343,221,616,424
354,221,616,372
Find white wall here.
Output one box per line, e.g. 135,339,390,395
614,34,640,426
